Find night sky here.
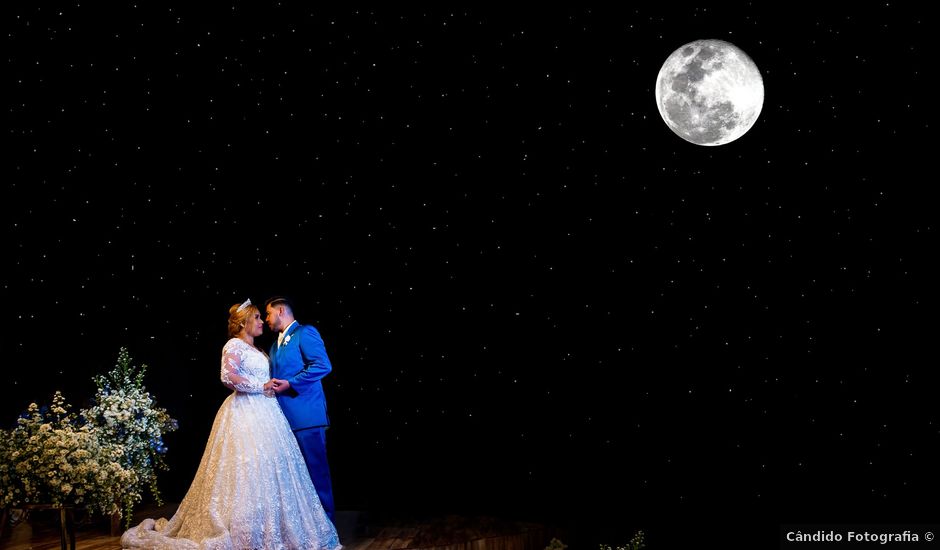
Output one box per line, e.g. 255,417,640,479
3,4,934,545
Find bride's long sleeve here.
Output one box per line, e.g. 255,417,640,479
221,343,264,394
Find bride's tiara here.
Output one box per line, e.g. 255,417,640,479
236,299,252,313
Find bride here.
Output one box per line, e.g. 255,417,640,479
121,300,341,549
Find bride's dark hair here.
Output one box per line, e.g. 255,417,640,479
228,302,260,338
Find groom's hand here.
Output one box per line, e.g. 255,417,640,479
271,378,291,393
263,380,277,392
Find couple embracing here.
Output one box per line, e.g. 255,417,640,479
122,297,341,550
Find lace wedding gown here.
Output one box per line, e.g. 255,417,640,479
121,338,341,550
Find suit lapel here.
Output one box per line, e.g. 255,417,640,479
275,323,302,365
282,323,302,352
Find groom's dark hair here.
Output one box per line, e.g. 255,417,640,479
264,296,294,315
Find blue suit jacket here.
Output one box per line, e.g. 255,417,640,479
269,322,332,430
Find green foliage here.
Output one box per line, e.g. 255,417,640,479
93,348,147,393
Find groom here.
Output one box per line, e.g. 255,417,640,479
263,296,336,523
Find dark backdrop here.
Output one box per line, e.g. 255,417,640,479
2,4,934,547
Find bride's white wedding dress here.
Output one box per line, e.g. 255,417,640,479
121,338,341,550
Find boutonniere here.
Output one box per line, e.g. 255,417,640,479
283,334,292,345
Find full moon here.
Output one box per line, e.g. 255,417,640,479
655,39,764,146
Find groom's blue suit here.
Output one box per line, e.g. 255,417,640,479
270,321,335,522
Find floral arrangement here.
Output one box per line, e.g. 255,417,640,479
0,391,137,516
83,348,178,524
0,349,178,527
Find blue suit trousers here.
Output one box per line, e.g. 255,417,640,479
294,427,335,523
